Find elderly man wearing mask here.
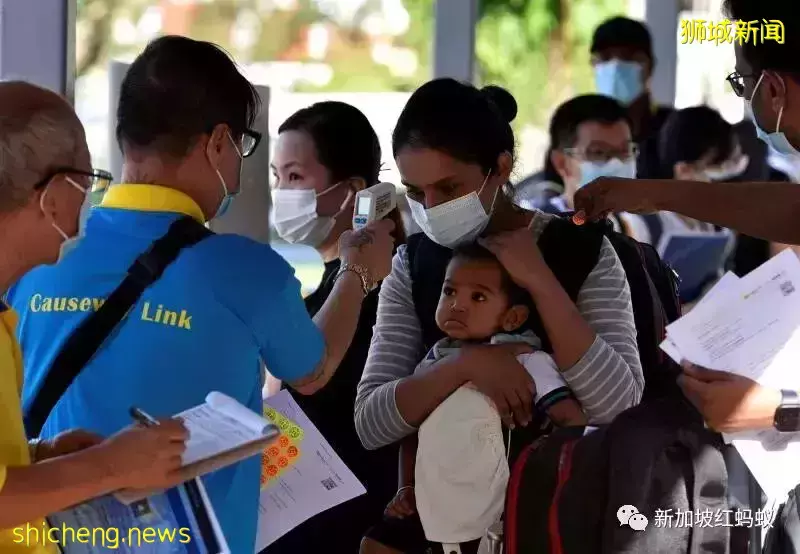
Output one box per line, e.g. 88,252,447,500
575,1,800,439
0,81,188,554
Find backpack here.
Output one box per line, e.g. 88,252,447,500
503,395,730,554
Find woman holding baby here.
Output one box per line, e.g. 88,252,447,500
356,79,643,554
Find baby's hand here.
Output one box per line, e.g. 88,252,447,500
385,486,416,519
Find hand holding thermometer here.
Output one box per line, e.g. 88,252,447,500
353,182,397,230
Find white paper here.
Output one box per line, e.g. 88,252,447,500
177,392,275,466
697,271,741,307
660,250,800,500
255,390,366,551
664,250,800,386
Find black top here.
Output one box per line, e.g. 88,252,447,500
263,259,399,553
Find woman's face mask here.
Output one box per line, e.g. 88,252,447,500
407,171,499,249
594,60,644,106
700,155,750,181
271,182,352,247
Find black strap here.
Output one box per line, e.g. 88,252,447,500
24,216,212,438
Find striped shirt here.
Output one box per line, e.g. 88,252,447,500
355,211,644,451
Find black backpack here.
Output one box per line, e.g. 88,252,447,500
537,204,682,401
503,395,730,554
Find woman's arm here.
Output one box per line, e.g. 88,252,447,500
290,220,395,395
355,247,469,450
530,238,643,422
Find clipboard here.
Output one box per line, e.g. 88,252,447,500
48,478,230,554
116,392,279,504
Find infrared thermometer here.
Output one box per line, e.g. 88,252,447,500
353,182,397,230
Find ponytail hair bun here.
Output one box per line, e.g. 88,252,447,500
481,85,517,123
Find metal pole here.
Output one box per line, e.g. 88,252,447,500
0,0,75,99
208,85,271,243
433,0,478,83
644,0,679,106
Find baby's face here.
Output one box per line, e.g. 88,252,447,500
435,257,511,341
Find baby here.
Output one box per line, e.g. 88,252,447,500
387,244,585,554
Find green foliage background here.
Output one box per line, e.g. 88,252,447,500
76,0,628,129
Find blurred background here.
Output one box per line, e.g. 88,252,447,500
73,0,756,294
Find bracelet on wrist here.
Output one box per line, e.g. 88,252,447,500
336,263,373,296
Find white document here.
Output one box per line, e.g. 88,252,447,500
664,250,800,387
255,390,366,551
659,250,800,500
659,272,741,363
177,391,276,466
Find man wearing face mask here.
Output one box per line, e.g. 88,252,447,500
590,16,674,179
520,95,639,234
5,37,394,554
574,2,800,452
0,81,190,554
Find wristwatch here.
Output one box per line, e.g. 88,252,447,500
336,263,374,296
774,389,800,432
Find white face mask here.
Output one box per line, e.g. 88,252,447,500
576,157,636,189
40,176,88,262
702,155,750,181
747,73,800,160
408,172,498,249
271,182,350,247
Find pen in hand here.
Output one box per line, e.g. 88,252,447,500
130,406,160,427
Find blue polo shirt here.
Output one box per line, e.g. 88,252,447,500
6,184,324,554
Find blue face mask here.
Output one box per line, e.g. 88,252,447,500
577,157,637,189
746,73,800,161
212,132,244,220
594,60,644,106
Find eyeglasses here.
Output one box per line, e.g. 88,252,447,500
240,129,262,158
33,167,114,205
726,71,759,98
563,143,639,163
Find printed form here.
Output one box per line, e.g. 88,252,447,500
255,390,366,550
661,250,800,501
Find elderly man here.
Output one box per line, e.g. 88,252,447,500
0,81,187,553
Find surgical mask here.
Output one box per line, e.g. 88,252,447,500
577,158,636,189
702,155,750,181
747,73,800,159
212,132,243,220
408,172,498,249
40,176,88,262
594,60,644,106
271,182,350,247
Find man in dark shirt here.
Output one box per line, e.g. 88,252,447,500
590,16,673,179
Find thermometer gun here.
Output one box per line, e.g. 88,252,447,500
353,182,397,230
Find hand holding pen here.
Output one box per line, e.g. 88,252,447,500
91,407,188,491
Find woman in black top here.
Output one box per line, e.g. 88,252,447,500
265,101,403,553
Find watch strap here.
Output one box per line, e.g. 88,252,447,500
781,389,800,407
